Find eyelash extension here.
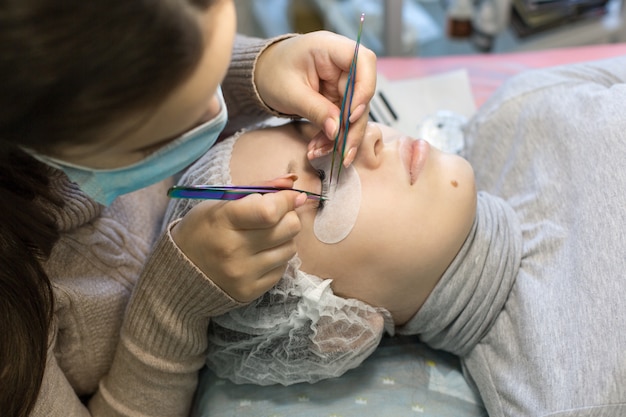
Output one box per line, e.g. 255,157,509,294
316,168,328,210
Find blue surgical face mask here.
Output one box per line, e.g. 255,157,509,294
26,87,228,206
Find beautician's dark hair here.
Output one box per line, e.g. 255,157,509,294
0,0,215,414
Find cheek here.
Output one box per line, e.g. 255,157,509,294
294,207,358,279
294,209,327,274
429,152,476,216
345,164,453,266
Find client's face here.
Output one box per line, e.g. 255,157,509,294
231,122,476,324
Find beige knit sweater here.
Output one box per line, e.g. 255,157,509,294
31,34,293,417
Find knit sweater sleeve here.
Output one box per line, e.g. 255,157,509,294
221,34,297,137
86,222,244,417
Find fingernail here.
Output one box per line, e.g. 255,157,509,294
343,147,356,167
349,104,366,123
308,146,333,160
277,173,298,181
324,117,338,139
320,146,334,156
308,147,322,159
307,149,322,159
295,192,308,208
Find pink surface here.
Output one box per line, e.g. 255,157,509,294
377,44,626,107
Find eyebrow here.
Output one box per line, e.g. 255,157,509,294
286,146,315,181
292,121,306,135
292,120,317,141
287,161,296,174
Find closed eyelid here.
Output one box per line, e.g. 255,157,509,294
284,157,322,197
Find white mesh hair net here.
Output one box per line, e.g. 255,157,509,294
208,257,393,385
163,126,394,386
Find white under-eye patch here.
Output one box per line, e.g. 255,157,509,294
310,154,362,244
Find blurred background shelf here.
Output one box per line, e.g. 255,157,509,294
236,0,626,56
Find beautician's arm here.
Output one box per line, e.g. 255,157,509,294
220,34,297,137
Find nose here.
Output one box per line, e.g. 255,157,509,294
352,122,383,170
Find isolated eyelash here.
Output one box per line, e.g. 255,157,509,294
316,168,328,210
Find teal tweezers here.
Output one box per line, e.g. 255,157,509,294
329,13,365,188
167,185,326,201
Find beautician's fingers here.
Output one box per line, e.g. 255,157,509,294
339,100,372,167
255,31,376,166
225,191,305,232
307,128,335,159
242,239,302,296
170,190,304,302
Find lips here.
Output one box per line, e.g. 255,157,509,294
400,137,429,185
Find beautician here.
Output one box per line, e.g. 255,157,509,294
0,0,376,415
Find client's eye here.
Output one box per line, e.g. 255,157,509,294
316,168,328,210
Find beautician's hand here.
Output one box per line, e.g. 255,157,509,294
255,31,377,167
171,175,306,303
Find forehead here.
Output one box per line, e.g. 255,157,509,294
230,124,308,183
